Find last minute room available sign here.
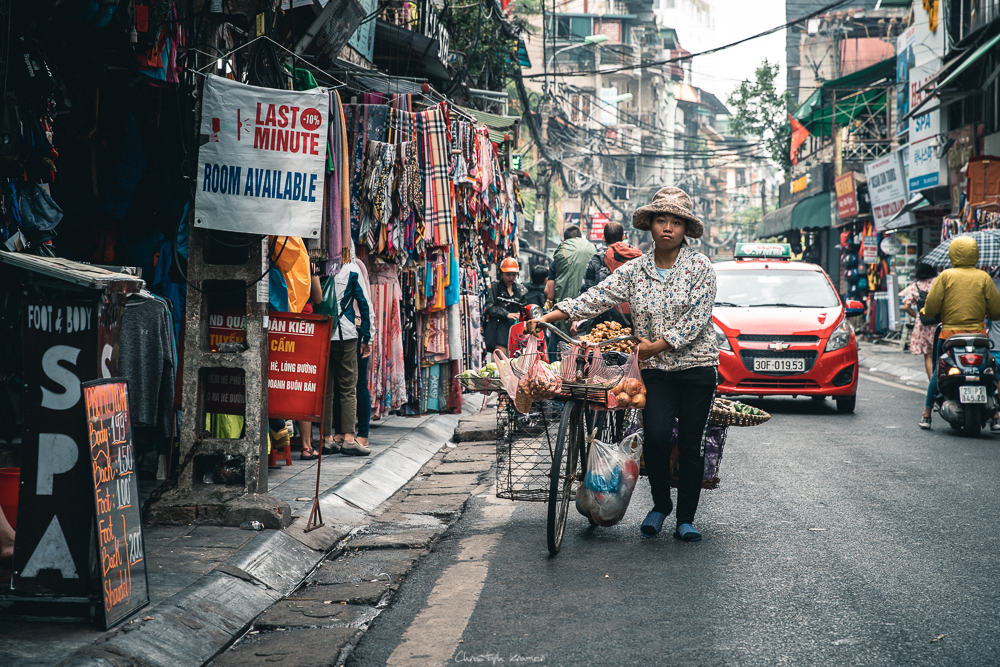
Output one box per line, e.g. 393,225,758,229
194,74,328,239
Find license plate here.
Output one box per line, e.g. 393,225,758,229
753,358,806,373
959,385,987,404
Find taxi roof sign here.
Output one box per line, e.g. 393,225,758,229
734,243,792,260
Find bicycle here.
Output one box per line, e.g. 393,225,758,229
534,322,641,555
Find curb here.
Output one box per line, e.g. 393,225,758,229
56,410,467,667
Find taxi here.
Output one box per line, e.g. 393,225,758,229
712,243,864,413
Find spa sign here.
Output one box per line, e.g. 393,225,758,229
194,74,328,238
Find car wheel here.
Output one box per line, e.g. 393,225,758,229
836,396,856,413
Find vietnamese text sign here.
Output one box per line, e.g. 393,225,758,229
589,213,609,242
267,312,333,422
835,173,858,219
195,75,328,238
862,236,879,264
865,151,911,231
82,379,149,629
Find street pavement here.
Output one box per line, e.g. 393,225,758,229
343,371,1000,667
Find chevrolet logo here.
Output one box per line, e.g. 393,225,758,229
768,342,791,351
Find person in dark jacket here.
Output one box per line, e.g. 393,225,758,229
524,264,549,309
574,221,641,335
484,257,528,356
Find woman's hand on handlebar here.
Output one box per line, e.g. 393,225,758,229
525,309,568,335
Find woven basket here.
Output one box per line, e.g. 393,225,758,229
709,398,771,427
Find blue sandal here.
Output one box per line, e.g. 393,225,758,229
673,523,702,542
640,511,667,537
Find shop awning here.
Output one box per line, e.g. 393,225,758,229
800,88,888,137
938,31,1000,90
905,31,1000,120
755,193,832,239
458,106,521,144
821,57,896,90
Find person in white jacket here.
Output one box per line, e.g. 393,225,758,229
321,260,372,456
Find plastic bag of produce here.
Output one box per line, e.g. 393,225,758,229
492,349,519,404
576,431,643,527
606,352,646,410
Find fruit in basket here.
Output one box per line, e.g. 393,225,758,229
623,378,642,396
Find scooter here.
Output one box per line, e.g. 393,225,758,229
933,324,998,436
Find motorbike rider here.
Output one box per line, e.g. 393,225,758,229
918,236,1000,429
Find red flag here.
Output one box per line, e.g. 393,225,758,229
789,114,810,166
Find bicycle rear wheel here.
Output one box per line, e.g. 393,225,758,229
548,401,581,555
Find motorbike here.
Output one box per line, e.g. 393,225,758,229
933,324,998,436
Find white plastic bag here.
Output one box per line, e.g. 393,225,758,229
575,431,643,527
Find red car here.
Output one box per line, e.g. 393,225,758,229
712,243,864,413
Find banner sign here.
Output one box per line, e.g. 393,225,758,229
865,150,911,231
195,75,328,238
267,312,333,422
82,378,149,629
862,236,879,264
588,213,609,242
834,173,859,219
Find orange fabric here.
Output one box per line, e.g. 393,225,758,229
271,236,311,313
940,327,986,339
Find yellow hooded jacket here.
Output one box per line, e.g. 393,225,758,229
920,236,1000,334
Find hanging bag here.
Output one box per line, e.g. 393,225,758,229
575,431,643,527
607,351,646,410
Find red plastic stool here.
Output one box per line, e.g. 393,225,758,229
268,431,293,467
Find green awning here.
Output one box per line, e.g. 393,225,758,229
792,90,821,121
821,57,896,90
517,40,531,68
938,31,1000,90
792,192,832,230
755,193,831,238
458,106,521,144
802,88,888,137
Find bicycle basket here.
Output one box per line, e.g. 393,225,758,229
495,394,564,502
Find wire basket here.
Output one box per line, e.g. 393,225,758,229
709,398,771,427
457,374,505,393
495,393,565,502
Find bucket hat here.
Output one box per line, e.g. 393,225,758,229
632,187,703,238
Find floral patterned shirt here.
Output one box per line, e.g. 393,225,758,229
555,247,719,372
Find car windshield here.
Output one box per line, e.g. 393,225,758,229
715,269,840,308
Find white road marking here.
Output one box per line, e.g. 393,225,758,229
386,495,515,667
859,372,926,395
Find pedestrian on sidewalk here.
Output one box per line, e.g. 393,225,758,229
484,257,527,357
901,262,939,379
918,237,1000,429
320,260,373,456
329,260,374,451
528,187,718,543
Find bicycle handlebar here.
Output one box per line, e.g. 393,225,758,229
534,321,639,348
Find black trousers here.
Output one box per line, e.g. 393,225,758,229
641,366,717,525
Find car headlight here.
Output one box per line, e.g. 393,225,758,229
713,323,731,351
825,319,852,353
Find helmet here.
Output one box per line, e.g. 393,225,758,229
500,257,519,273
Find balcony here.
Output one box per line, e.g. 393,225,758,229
600,43,639,71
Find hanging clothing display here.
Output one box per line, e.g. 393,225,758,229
119,292,177,440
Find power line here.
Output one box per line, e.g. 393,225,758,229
522,0,856,79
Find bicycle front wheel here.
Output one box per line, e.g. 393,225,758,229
547,400,581,556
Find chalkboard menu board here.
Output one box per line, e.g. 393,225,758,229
82,378,149,628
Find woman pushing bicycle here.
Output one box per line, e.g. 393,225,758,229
527,187,719,542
